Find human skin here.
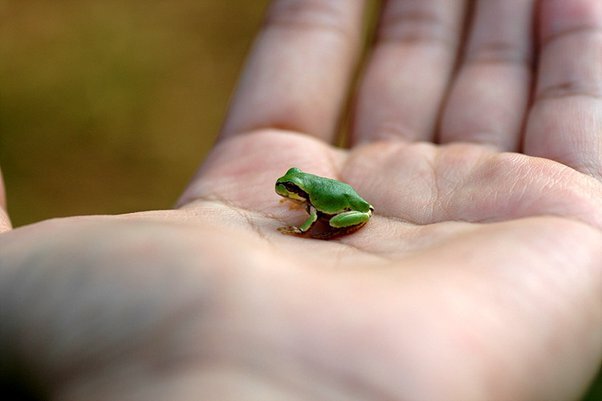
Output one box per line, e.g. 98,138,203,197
1,0,602,400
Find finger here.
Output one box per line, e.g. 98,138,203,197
220,0,366,142
352,0,468,143
0,167,11,233
438,0,535,151
524,0,602,179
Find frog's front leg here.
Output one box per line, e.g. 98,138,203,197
328,210,371,229
278,205,318,235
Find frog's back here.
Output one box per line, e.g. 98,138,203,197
305,174,371,214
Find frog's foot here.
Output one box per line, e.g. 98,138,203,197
277,226,306,236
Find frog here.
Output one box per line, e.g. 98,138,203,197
275,167,374,238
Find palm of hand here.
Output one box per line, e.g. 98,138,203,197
168,131,602,400
7,129,598,400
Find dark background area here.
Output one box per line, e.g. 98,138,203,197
0,1,600,399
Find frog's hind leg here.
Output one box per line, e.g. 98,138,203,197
310,223,366,240
310,211,371,240
328,210,371,229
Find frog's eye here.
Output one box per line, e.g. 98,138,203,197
283,182,299,192
283,182,308,199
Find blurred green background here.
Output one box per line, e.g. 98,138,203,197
0,1,600,399
0,0,268,226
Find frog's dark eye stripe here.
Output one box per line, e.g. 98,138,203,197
283,182,308,199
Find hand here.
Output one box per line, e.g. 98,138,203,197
1,1,602,400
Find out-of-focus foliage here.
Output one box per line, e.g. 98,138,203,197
0,0,267,226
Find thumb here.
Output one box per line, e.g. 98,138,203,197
0,167,12,233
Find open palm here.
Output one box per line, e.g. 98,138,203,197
1,1,602,400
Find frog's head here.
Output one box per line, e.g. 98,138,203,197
275,167,308,201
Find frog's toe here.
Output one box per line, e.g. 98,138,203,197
277,226,304,236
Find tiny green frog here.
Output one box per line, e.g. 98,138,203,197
275,167,374,238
